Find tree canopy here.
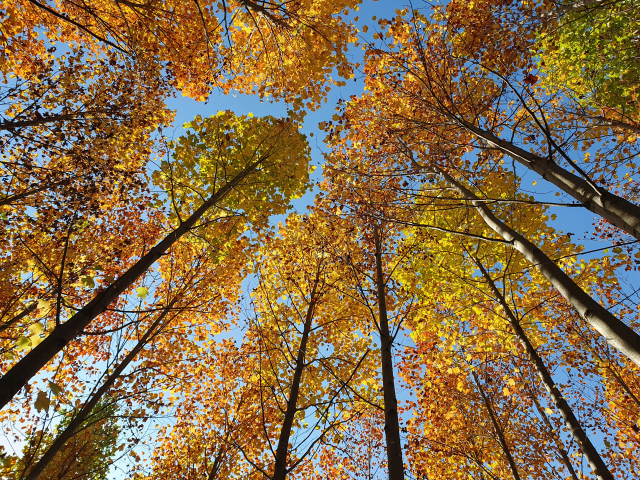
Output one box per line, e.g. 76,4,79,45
1,1,639,479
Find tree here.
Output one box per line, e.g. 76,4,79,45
322,35,640,472
538,0,640,117
4,0,362,107
144,213,373,479
245,214,371,479
0,112,312,410
326,4,640,241
309,195,413,479
4,398,120,480
394,206,629,478
3,2,640,479
321,8,640,364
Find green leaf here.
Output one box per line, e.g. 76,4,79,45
48,381,62,396
34,390,50,412
612,247,623,254
136,287,149,298
80,275,95,288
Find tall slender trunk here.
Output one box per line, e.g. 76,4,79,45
458,120,640,241
430,163,640,367
272,292,317,480
473,257,614,480
23,298,180,480
373,226,405,480
0,158,263,410
471,371,521,480
525,384,580,480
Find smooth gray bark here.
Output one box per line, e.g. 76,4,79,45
430,164,640,367
459,120,640,241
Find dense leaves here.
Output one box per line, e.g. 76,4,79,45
1,1,640,479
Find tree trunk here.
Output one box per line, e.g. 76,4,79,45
24,298,180,480
471,371,521,480
0,158,262,410
272,292,318,480
473,257,614,480
373,226,405,480
525,385,580,480
458,119,640,241
432,164,640,367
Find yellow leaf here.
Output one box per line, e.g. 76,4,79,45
14,337,32,351
37,299,52,311
28,323,43,336
30,334,43,348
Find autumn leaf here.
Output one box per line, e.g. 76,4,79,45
136,287,149,298
35,390,50,412
37,299,52,311
14,337,32,351
28,323,43,335
48,381,63,396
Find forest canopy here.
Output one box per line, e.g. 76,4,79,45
1,0,640,479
